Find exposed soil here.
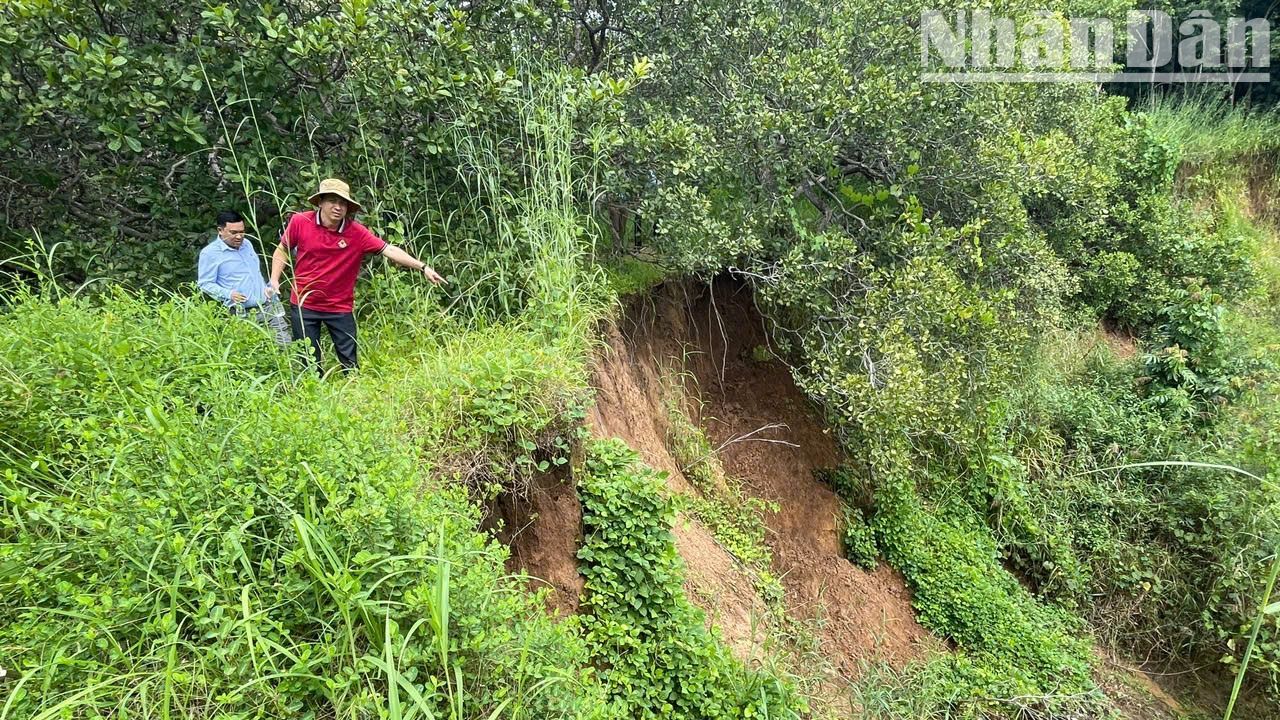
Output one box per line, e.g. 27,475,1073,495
588,295,772,657
589,278,936,677
588,311,695,494
1109,654,1280,720
1100,320,1140,360
486,468,585,616
1094,653,1185,720
673,515,770,660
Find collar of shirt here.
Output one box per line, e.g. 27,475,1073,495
314,211,348,234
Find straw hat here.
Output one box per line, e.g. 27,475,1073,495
308,178,363,214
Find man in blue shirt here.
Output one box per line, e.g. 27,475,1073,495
197,209,292,345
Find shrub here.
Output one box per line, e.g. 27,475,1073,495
1003,324,1280,694
1141,277,1263,409
839,505,878,571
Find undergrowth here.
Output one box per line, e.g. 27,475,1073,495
818,455,1106,718
576,440,803,719
0,289,606,720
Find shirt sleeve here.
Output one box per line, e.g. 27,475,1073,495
280,213,299,250
196,248,231,302
356,222,388,254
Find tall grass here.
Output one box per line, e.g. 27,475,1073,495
197,55,302,241
1145,94,1280,166
0,275,609,719
346,72,611,497
449,71,606,334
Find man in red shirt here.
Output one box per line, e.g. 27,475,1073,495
268,178,446,372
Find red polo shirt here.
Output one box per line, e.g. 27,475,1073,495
280,211,388,313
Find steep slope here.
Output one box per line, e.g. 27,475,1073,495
488,468,585,616
588,279,935,677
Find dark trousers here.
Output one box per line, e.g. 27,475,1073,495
290,305,358,372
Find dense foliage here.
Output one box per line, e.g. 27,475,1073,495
3,0,1280,716
566,0,1280,705
0,0,635,306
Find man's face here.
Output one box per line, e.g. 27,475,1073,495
317,195,349,227
218,221,246,249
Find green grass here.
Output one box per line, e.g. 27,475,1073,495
447,70,608,325
1145,94,1280,167
600,257,669,298
0,288,606,720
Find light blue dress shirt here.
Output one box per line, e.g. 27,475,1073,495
197,236,270,309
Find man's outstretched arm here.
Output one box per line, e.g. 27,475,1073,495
382,244,446,285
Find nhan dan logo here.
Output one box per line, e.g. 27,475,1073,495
920,9,1270,83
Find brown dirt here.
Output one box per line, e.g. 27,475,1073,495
1094,653,1184,720
1100,321,1140,360
587,294,770,657
1106,655,1280,720
587,314,694,494
674,515,771,659
588,278,936,677
486,469,585,616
